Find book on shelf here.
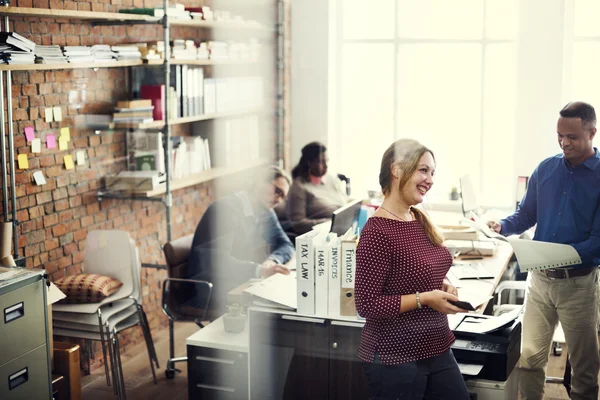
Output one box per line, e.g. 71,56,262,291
140,84,165,121
105,170,166,192
0,32,35,52
116,99,153,109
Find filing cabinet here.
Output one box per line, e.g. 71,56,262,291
0,269,51,399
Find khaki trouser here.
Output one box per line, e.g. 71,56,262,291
506,269,599,400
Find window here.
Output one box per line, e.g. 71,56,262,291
334,0,517,207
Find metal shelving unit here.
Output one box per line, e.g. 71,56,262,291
0,2,283,374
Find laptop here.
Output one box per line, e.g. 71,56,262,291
330,199,362,236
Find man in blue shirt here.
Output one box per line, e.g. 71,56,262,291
489,102,600,400
189,166,295,312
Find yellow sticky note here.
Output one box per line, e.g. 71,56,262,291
58,137,68,151
31,138,41,154
17,154,28,169
44,107,53,123
60,127,70,142
64,154,74,170
53,106,63,122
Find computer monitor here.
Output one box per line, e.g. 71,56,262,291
459,175,478,216
330,199,363,236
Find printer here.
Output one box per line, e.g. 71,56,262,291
452,314,521,381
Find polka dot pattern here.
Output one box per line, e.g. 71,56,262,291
355,217,455,365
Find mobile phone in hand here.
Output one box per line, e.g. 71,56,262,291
448,299,476,311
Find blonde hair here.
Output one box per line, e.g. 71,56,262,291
379,139,444,246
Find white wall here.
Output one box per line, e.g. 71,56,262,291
514,0,566,177
290,0,334,167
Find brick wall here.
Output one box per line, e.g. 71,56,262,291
7,0,285,372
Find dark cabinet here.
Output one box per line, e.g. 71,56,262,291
187,345,248,400
249,310,369,400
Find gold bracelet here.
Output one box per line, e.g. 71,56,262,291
416,291,422,309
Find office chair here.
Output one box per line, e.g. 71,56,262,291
337,173,351,196
162,234,213,379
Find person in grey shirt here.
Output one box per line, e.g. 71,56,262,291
189,166,294,312
286,142,349,235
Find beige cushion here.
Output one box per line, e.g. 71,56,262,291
55,274,123,304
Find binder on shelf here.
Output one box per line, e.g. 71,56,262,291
295,230,322,315
340,231,358,316
328,234,341,317
314,234,330,316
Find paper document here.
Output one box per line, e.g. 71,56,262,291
244,273,297,310
465,213,582,271
456,289,493,310
458,363,485,376
450,262,494,280
455,306,522,334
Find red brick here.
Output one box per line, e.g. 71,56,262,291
44,239,59,251
36,191,53,205
17,209,29,222
52,224,68,237
43,214,58,227
54,199,69,212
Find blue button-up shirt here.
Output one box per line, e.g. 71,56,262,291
501,148,600,268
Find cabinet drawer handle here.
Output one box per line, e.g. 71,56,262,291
332,342,338,349
197,383,236,393
331,320,364,328
4,302,24,324
282,315,326,324
8,367,28,390
195,356,235,365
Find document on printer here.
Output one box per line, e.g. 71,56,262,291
457,363,485,376
464,213,582,272
455,306,522,334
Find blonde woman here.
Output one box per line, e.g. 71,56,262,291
355,139,469,399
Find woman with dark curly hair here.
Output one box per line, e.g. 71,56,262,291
286,141,348,235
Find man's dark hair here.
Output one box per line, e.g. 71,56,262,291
560,101,597,128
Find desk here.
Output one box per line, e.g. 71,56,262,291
454,241,514,313
187,232,515,399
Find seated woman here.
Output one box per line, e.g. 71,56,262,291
286,142,349,235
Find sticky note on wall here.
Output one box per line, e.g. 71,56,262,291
60,127,70,142
31,138,41,154
76,150,85,166
24,126,35,142
64,154,74,170
53,106,62,122
33,171,46,185
58,137,68,151
17,154,28,169
46,134,56,149
45,107,53,123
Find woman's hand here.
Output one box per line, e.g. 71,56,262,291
441,281,458,297
421,290,468,315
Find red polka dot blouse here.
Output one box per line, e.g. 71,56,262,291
355,217,455,365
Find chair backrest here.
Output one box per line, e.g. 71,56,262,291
84,230,135,299
162,234,213,322
163,234,194,279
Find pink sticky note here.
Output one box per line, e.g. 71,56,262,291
46,134,57,149
24,126,35,142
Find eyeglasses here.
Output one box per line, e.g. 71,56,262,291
272,184,286,199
